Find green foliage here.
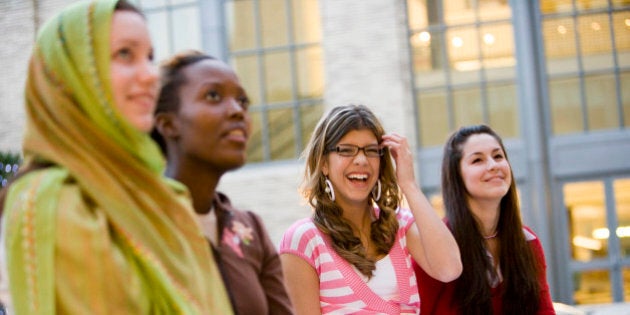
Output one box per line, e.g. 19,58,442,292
0,151,21,188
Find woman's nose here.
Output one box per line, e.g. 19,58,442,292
138,60,158,85
487,158,498,170
353,150,369,164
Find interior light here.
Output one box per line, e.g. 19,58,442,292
557,25,567,35
418,31,431,43
451,36,463,48
483,33,495,45
617,226,630,238
625,19,630,27
591,22,601,31
592,226,630,239
592,228,609,239
572,235,602,251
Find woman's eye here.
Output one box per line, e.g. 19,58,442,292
239,96,250,109
494,154,504,160
114,48,133,61
205,91,221,102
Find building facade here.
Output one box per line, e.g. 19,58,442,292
1,0,629,306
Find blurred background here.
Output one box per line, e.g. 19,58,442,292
1,0,629,310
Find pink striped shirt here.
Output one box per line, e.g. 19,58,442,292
279,208,420,314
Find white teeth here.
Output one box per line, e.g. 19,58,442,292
228,129,244,137
347,174,368,180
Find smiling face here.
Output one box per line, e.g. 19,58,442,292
459,133,512,204
109,10,158,132
174,59,251,172
322,129,381,210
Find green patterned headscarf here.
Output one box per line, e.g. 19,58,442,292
2,0,232,314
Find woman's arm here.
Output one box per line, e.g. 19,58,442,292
381,133,462,283
280,254,321,315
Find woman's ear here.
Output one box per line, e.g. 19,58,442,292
154,112,180,139
322,159,329,176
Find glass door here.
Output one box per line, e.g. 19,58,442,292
563,177,630,304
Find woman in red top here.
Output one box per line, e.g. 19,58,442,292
414,124,555,315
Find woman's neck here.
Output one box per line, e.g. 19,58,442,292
165,161,221,214
341,202,372,229
468,198,500,237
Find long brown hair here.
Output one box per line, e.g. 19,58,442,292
443,124,542,314
302,104,399,277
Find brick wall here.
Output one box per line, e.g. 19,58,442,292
0,0,75,153
318,0,416,144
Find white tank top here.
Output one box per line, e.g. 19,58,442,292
355,254,400,300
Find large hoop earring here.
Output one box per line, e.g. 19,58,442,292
324,177,335,201
372,179,381,202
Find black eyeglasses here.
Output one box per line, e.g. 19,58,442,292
332,144,384,157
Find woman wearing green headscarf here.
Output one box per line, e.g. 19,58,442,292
0,0,233,314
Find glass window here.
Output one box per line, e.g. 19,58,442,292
247,111,264,162
541,0,611,13
263,51,292,103
549,77,583,134
410,29,448,88
481,23,516,81
614,179,630,257
296,46,324,100
139,1,202,62
541,1,628,135
622,72,630,127
269,107,295,160
171,7,201,53
417,90,450,147
407,0,517,148
542,17,579,75
579,14,614,72
565,181,608,262
585,74,620,130
573,269,612,304
232,55,261,106
447,27,482,85
487,83,518,137
613,12,630,68
292,0,322,44
407,0,431,29
137,0,167,9
299,103,324,148
145,11,170,62
453,88,483,127
260,0,288,48
225,0,256,51
224,0,324,162
563,177,630,304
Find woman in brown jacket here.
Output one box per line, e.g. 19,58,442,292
152,50,293,315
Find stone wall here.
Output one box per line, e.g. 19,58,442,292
0,0,75,153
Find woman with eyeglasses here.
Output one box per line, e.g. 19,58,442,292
278,104,462,314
